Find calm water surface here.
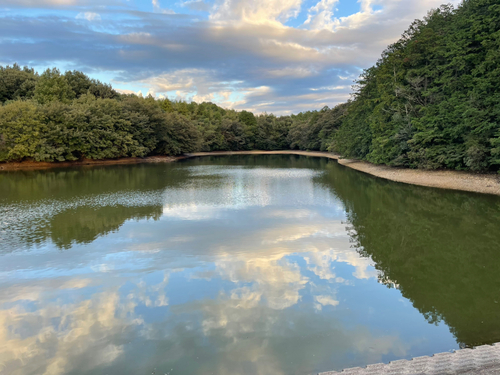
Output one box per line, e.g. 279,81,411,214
1,155,500,375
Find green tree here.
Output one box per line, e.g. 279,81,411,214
34,68,74,104
332,0,500,173
0,64,38,103
155,112,201,155
0,101,48,161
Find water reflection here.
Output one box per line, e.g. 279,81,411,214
0,156,499,375
318,165,500,348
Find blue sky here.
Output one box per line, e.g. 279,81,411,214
0,0,461,114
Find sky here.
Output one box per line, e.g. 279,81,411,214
0,0,461,114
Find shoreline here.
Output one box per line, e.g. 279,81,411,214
186,151,500,196
0,155,180,171
2,150,500,196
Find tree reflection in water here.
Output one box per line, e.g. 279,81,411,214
0,155,499,375
317,161,500,347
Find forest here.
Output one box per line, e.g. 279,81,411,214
0,0,499,172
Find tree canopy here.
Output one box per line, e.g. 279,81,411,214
1,0,499,173
334,0,500,172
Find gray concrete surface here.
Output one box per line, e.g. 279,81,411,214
319,343,500,374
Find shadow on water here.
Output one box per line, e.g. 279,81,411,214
316,160,500,348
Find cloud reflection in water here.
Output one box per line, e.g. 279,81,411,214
0,159,459,375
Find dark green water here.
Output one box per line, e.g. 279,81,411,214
1,155,500,375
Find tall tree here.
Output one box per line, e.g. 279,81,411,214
34,68,74,104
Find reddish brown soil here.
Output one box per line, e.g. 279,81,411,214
0,155,180,171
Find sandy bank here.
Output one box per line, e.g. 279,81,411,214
1,150,499,196
186,151,500,196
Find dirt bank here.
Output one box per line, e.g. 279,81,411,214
2,150,499,196
0,155,180,171
186,151,500,196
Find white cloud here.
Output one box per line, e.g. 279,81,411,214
217,257,309,310
75,12,101,21
0,0,76,5
142,68,206,93
115,88,142,96
265,66,318,78
311,85,347,91
0,291,132,375
152,0,175,14
0,0,464,113
315,294,339,310
182,0,211,12
210,0,303,25
313,0,462,32
0,0,116,6
117,69,234,107
119,32,153,44
121,69,278,111
106,1,461,113
304,0,339,30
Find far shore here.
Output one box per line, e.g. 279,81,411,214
0,155,180,171
2,150,500,196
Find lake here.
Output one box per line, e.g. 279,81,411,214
1,155,500,375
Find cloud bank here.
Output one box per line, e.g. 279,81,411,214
0,0,462,114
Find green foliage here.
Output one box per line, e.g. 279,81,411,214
0,93,200,162
64,70,118,100
155,112,201,155
0,100,47,161
333,0,500,172
288,104,349,152
0,64,38,103
1,1,499,173
239,110,257,128
34,68,74,104
217,118,249,151
254,114,291,150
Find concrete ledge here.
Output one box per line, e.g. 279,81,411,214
319,343,500,375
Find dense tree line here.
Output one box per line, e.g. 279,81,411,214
1,0,499,172
0,65,312,162
334,0,500,172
